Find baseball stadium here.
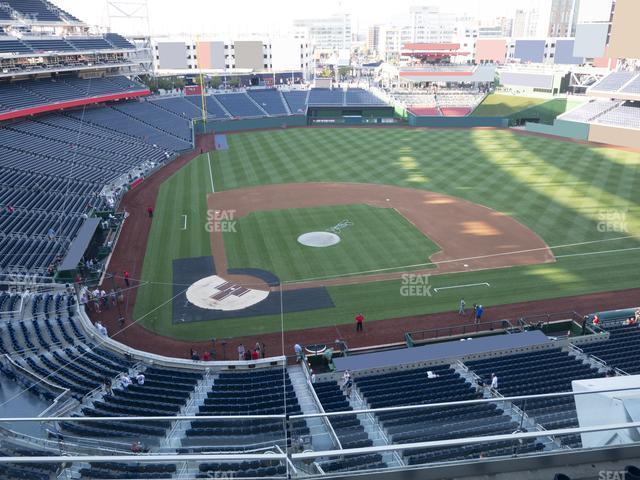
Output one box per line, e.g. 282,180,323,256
0,0,640,479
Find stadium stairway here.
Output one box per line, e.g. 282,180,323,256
279,90,292,115
349,384,405,468
209,95,233,118
567,343,610,374
457,359,557,451
245,93,270,116
288,365,335,451
161,370,218,450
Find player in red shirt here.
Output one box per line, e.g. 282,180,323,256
355,313,364,332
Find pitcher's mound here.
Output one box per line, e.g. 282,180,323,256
186,275,269,311
297,232,341,248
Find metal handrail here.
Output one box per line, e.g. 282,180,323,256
300,358,343,450
6,417,640,465
352,388,404,466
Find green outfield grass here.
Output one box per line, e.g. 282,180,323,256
224,205,439,282
134,128,640,340
472,94,549,117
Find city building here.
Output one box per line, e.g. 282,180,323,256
292,13,352,54
547,0,580,37
152,36,312,79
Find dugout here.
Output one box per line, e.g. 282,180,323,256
307,105,397,125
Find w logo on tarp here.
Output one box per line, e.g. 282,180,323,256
327,219,353,234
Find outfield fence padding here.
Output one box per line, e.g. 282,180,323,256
525,118,590,140
194,115,308,134
408,115,508,128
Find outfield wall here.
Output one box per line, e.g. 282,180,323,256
525,119,590,141
588,124,640,149
195,115,308,133
408,116,508,128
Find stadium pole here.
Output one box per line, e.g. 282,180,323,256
199,71,207,127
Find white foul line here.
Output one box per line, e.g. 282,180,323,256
207,151,215,193
181,215,187,230
433,282,490,293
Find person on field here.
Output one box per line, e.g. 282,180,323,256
237,343,245,360
458,298,466,316
294,343,303,362
147,206,153,218
124,271,130,287
475,305,484,324
251,349,259,360
202,351,211,361
355,313,364,332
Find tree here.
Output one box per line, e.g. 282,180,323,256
338,66,351,79
209,77,222,89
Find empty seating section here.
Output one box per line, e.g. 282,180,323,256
184,369,307,449
0,39,33,54
0,102,182,275
0,82,48,111
150,96,206,120
214,92,265,117
0,443,63,480
392,90,482,116
560,100,620,123
146,87,387,119
355,365,532,465
105,33,135,49
111,101,192,142
621,75,640,94
0,76,148,114
0,8,14,21
391,92,436,107
308,88,344,106
591,71,637,92
313,381,386,472
582,324,640,374
0,32,132,55
80,462,176,479
283,91,308,114
345,88,385,105
67,366,202,443
247,89,288,115
66,37,115,51
185,95,230,119
68,105,191,151
465,349,603,448
23,38,74,52
5,0,64,22
595,103,640,129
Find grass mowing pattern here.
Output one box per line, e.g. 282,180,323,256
135,128,640,340
224,205,439,282
472,94,551,117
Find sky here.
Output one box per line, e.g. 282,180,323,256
55,0,539,37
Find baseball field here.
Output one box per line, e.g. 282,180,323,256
132,127,640,341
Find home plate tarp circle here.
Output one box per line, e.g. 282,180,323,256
297,232,341,248
186,275,269,311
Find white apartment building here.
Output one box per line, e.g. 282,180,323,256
292,14,352,54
